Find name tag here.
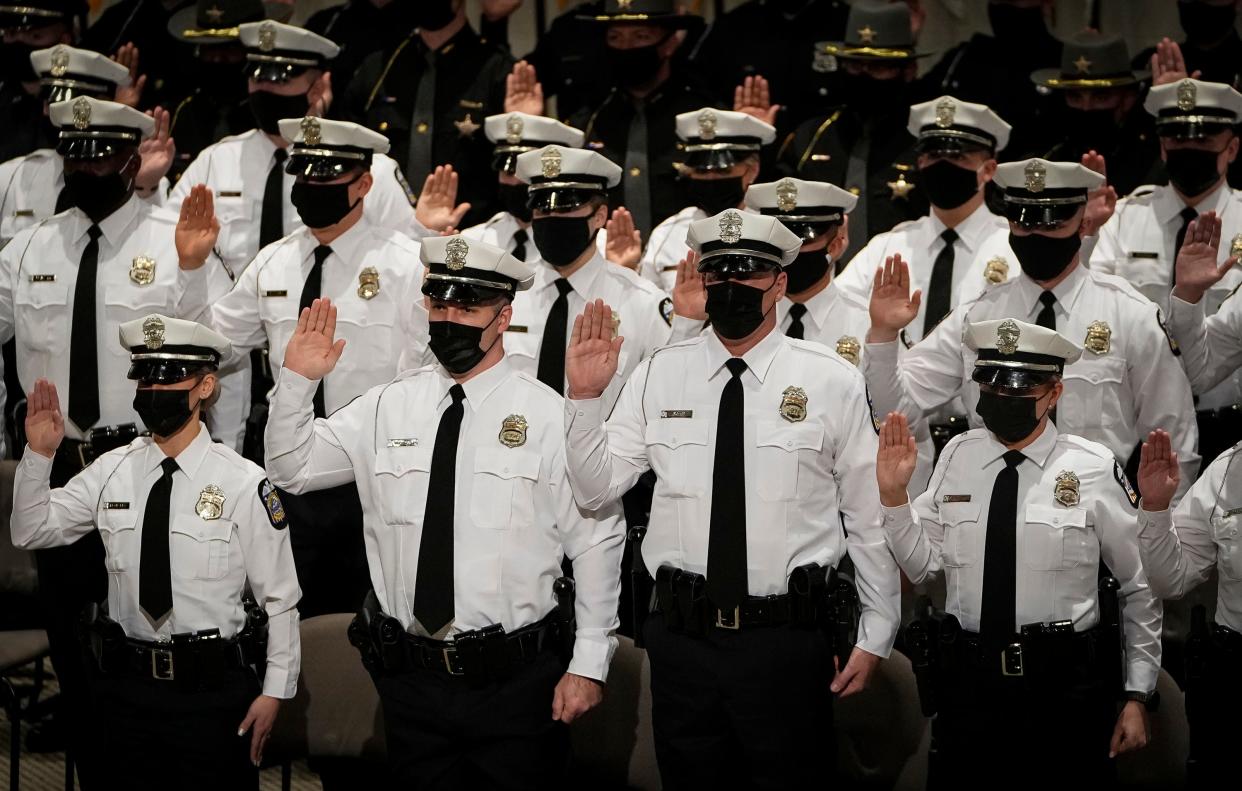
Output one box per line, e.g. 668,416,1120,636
262,290,288,298
218,191,242,198
458,99,484,109
29,274,55,282
661,265,678,272
811,154,832,162
506,325,528,333
942,494,972,503
13,209,33,217
387,438,418,447
1224,506,1242,518
1129,251,1159,259
660,410,693,419
103,502,130,510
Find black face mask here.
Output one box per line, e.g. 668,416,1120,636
1008,229,1082,282
498,182,532,223
987,3,1046,42
920,159,980,210
133,387,198,437
975,389,1047,444
64,165,135,219
1178,0,1236,44
686,176,746,216
413,0,456,30
706,279,775,339
291,175,362,229
1165,147,1224,197
532,215,598,267
783,249,832,294
0,43,37,84
1068,108,1118,147
250,90,309,136
428,311,502,374
606,40,667,90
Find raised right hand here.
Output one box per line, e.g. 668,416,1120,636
604,207,642,270
415,165,471,233
176,184,219,270
868,254,921,342
26,379,65,459
283,298,347,381
1137,429,1179,512
672,250,707,321
1173,211,1237,305
504,60,544,115
566,299,623,400
876,412,916,507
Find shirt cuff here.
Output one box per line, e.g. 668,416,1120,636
1137,506,1172,539
275,366,320,402
1167,291,1206,332
261,667,297,700
566,633,615,683
863,338,900,364
880,502,914,527
20,447,54,475
565,395,605,432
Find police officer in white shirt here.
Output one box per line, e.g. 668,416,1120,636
9,314,301,789
458,112,585,264
263,237,624,787
192,115,428,618
512,144,672,411
865,158,1200,501
636,109,776,292
563,209,900,789
876,318,1160,786
1136,427,1242,788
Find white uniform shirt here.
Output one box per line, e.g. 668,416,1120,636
204,216,429,415
882,425,1161,694
167,130,419,277
9,427,302,699
639,206,704,292
0,196,218,440
263,360,625,682
1138,443,1242,635
506,251,673,414
863,263,1200,498
1166,286,1242,399
461,211,542,264
564,328,901,657
833,204,1017,343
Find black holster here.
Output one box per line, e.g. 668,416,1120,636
788,562,827,628
655,565,710,637
823,556,861,669
553,576,576,665
79,602,126,675
347,589,387,674
628,526,652,648
906,597,950,717
237,594,269,676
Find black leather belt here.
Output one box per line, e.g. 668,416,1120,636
954,627,1099,679
1213,623,1242,652
60,423,141,470
123,635,247,684
404,618,557,678
655,587,795,631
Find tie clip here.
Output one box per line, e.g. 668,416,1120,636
941,494,972,503
262,290,288,298
660,410,693,419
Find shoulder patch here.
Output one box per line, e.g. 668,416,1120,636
393,163,416,205
865,385,881,434
659,297,673,326
1114,460,1139,508
1155,309,1181,357
258,479,288,529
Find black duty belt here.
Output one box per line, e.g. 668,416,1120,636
1212,623,1242,652
953,624,1102,680
404,617,558,678
123,634,247,684
61,423,141,469
655,587,794,631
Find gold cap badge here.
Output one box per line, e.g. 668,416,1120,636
205,4,224,22
499,414,528,448
50,45,70,78
1177,79,1197,112
996,319,1020,355
617,0,634,8
984,256,1009,285
857,25,876,44
776,178,798,212
505,114,524,144
130,255,156,286
195,484,226,520
142,316,165,350
780,386,808,423
934,98,955,129
541,146,562,178
258,21,277,52
357,266,380,300
301,116,322,145
72,96,91,130
445,237,469,271
697,108,718,140
719,210,744,244
1084,320,1111,355
1054,470,1080,507
836,336,861,366
1024,160,1046,193
1073,55,1092,74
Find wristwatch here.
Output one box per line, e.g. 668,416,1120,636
1123,690,1160,711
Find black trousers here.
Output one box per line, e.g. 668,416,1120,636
642,613,834,790
1186,628,1242,789
372,650,570,790
280,482,370,617
92,668,259,790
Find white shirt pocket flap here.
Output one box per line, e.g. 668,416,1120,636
474,447,541,481
755,419,824,453
939,500,982,525
644,418,710,450
169,517,234,543
375,446,433,478
1025,504,1087,530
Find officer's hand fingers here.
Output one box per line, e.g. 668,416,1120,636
830,662,855,694
732,84,744,109
611,336,624,361
1209,214,1222,250
237,709,256,737
551,686,565,721
910,289,923,312
570,312,584,346
325,302,338,339
329,338,347,364
450,202,471,226
1108,722,1124,757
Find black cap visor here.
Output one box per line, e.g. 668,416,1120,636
245,58,315,84
759,206,844,243
422,275,513,305
1002,189,1086,230
128,356,218,385
972,364,1058,390
56,129,141,160
285,149,371,180
915,130,995,157
527,183,604,212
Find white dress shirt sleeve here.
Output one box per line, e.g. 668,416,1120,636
863,306,967,423
1136,469,1221,600
1168,291,1242,395
264,368,359,494
563,361,652,511
205,255,271,366
10,449,100,549
880,447,950,586
1128,304,1200,498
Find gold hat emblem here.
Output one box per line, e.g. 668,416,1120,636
1177,79,1197,111
835,336,861,366
996,319,1021,355
1084,320,1111,355
195,484,226,520
611,310,621,340
1054,470,1080,507
130,255,156,286
300,116,322,146
617,0,634,9
776,179,798,212
779,386,809,423
258,21,277,52
1073,55,1092,74
857,25,877,45
142,316,165,350
697,108,718,141
357,266,380,300
1231,233,1242,259
719,210,744,244
541,146,562,179
1024,160,1046,193
49,45,70,78
72,96,91,130
444,237,469,270
204,5,225,22
499,414,528,448
505,114,524,145
934,98,956,129
984,256,1009,284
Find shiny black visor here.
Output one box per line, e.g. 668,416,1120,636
128,359,215,385
56,129,140,160
285,150,371,180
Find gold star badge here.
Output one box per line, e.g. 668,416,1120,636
857,25,877,44
205,5,225,23
887,174,914,200
454,114,480,138
1084,320,1111,355
1073,55,1092,74
195,485,226,520
130,256,156,286
357,267,380,300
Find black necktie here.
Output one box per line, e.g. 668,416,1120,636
260,148,288,248
923,228,959,338
706,358,749,612
300,245,333,418
980,450,1025,640
68,224,103,432
1036,290,1057,330
537,278,573,395
511,228,528,262
1173,206,1197,287
786,302,807,339
140,457,179,624
414,384,466,635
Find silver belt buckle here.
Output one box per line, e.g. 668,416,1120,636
151,648,175,681
75,440,91,469
1001,642,1024,677
442,646,464,676
715,606,741,631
